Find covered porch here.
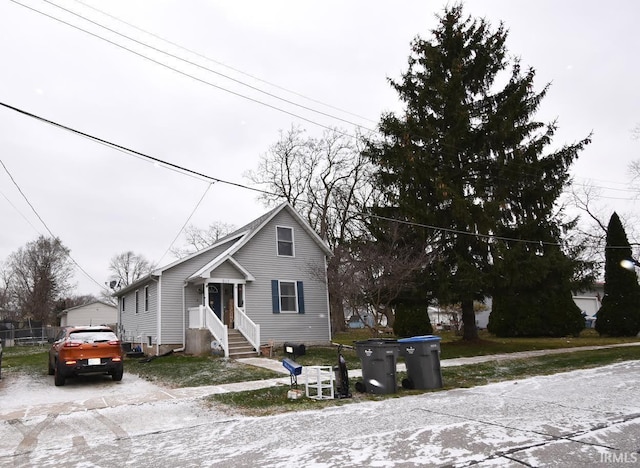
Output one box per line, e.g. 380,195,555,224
185,256,259,358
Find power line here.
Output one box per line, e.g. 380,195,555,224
0,158,108,292
3,101,635,255
71,0,377,125
15,0,631,196
0,101,278,197
368,213,639,250
0,187,43,235
157,182,214,266
0,102,632,256
15,0,637,197
369,213,564,247
40,0,373,131
9,0,370,140
571,180,635,193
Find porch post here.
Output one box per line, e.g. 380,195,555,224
203,282,209,328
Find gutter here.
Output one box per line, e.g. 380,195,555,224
175,282,188,353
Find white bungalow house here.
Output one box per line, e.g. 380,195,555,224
58,300,117,327
114,202,332,358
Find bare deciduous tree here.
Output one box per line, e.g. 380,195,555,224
340,224,435,334
107,251,153,289
55,294,99,314
246,126,375,333
0,261,18,319
8,236,74,325
170,221,236,258
569,182,640,277
569,182,609,273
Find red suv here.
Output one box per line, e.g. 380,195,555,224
48,326,124,386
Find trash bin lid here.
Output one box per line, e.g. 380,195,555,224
354,339,398,346
397,335,441,343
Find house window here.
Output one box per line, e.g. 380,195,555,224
280,281,297,312
271,280,305,314
276,226,294,257
144,286,149,312
121,297,125,312
135,290,139,314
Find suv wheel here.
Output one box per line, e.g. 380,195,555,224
111,365,124,382
54,362,66,386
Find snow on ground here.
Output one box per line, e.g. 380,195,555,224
1,360,639,466
0,371,165,411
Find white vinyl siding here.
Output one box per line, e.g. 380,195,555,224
236,209,330,344
160,240,240,345
117,206,330,347
62,302,117,327
209,260,245,280
118,280,158,344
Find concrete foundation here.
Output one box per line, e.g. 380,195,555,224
185,328,213,356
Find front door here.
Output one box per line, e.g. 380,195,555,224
223,283,234,327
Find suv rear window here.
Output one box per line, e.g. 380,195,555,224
68,331,118,343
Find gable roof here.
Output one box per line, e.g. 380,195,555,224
114,202,331,296
187,202,332,281
58,300,116,317
189,253,256,281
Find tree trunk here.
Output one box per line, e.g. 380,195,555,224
330,296,346,335
461,298,479,341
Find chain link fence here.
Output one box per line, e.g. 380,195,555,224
0,326,60,347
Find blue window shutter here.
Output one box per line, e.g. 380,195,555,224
297,281,305,314
271,280,280,313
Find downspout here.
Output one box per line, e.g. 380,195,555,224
324,254,332,342
174,282,187,353
156,276,161,355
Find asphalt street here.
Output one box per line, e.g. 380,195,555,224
0,355,639,467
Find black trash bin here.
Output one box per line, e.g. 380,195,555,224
354,339,399,394
398,335,442,390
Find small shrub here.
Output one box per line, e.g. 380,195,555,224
393,304,433,337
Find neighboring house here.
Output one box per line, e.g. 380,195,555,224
114,202,332,358
58,301,118,327
573,282,604,328
346,311,375,329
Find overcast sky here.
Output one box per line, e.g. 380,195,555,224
1,0,638,297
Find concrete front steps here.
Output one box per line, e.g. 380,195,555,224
228,329,259,359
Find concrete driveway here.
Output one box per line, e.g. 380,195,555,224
1,359,639,466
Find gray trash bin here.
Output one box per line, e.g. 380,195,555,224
354,339,398,394
397,335,442,389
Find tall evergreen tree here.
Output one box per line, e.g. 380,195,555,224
366,5,590,340
488,222,587,337
595,213,640,336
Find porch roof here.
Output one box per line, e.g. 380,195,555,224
187,254,255,282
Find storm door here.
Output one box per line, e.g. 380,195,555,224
208,284,221,320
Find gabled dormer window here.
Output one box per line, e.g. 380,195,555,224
277,226,294,257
